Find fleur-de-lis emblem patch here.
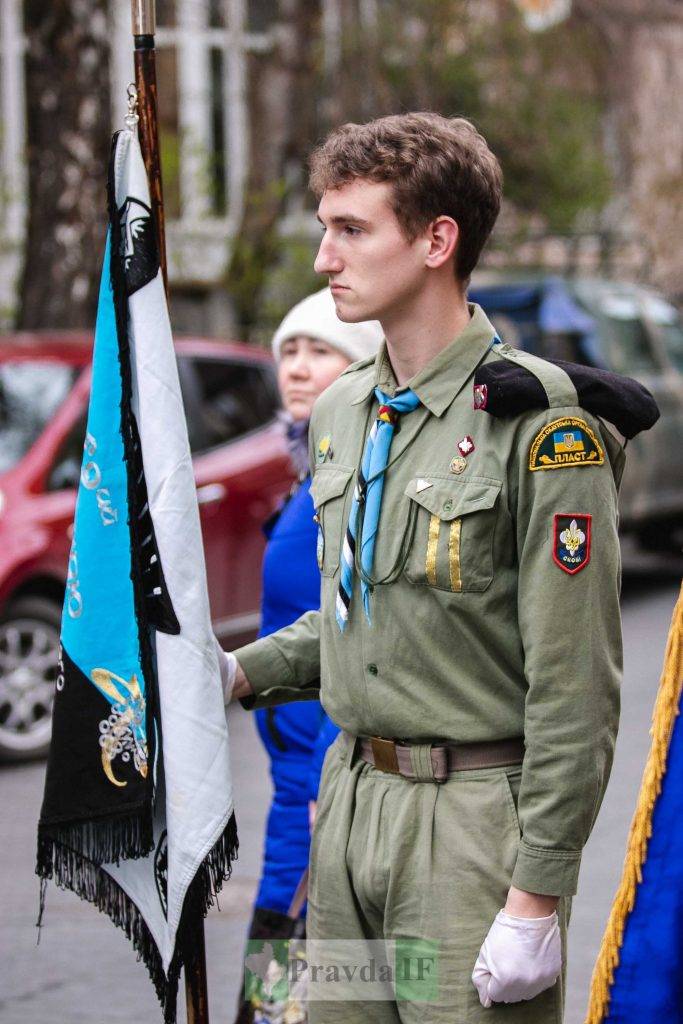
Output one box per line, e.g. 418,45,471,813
553,513,591,574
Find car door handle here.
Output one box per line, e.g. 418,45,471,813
197,483,227,505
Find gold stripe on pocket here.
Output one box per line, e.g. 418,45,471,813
449,519,462,592
426,514,440,586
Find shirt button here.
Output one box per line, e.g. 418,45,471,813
367,663,378,676
442,499,453,513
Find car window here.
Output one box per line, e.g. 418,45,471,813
47,412,87,491
0,362,78,474
177,355,279,455
601,316,657,375
536,332,593,365
658,323,683,373
642,295,683,373
592,296,659,376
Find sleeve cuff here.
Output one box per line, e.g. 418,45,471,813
511,839,582,897
234,636,320,710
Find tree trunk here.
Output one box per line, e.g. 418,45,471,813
17,0,111,330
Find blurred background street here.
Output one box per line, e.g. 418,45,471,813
1,549,680,1024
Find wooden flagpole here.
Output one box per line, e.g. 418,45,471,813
129,3,209,1022
131,0,168,294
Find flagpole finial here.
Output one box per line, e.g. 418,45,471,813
131,0,156,35
125,83,139,132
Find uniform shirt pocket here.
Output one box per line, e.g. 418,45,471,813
309,465,355,578
403,474,502,592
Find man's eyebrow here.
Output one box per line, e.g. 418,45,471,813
316,213,372,228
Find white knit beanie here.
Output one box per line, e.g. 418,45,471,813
272,287,384,364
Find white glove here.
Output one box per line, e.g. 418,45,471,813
214,636,238,704
471,909,561,1008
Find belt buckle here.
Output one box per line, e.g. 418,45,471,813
370,736,400,774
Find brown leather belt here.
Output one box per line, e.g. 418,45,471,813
345,733,525,783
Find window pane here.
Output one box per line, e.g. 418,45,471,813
210,48,227,216
178,356,279,454
0,362,78,473
157,47,181,220
156,0,177,26
209,0,225,28
247,0,276,32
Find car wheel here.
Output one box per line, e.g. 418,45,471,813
0,596,61,761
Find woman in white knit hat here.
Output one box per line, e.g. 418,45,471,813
232,289,382,1024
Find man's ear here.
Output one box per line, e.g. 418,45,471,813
424,216,459,270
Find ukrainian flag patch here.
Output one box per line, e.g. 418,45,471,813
529,417,604,471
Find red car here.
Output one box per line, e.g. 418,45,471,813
0,332,294,760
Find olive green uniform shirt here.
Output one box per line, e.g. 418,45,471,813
235,304,623,897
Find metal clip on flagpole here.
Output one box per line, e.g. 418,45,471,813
129,5,207,1022
125,83,140,132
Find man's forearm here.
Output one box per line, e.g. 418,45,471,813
228,610,322,709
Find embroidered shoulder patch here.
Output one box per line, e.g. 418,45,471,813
553,514,591,574
529,417,604,471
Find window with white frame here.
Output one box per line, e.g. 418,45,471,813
1,0,274,311
111,0,273,283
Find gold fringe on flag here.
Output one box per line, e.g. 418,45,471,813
585,582,683,1024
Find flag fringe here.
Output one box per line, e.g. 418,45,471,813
36,809,238,1023
36,808,154,883
584,584,683,1024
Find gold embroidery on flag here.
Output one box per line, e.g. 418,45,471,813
449,519,462,592
426,515,440,586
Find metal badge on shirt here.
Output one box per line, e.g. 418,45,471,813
450,435,475,475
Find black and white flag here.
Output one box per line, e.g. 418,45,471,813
37,125,237,1022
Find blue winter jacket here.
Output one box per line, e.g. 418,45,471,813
254,476,339,914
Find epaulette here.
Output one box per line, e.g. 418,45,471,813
340,355,377,376
474,354,659,440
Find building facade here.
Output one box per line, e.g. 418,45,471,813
0,0,276,329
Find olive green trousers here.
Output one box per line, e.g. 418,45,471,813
306,736,570,1023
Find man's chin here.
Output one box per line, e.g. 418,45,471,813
332,292,376,324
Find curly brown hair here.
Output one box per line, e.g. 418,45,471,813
309,112,502,281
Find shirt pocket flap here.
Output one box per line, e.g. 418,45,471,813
404,475,502,521
310,465,355,509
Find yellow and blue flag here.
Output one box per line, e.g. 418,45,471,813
553,429,585,454
587,586,683,1022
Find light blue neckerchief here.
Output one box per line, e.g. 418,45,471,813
336,387,421,631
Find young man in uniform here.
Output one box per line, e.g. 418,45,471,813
221,113,656,1021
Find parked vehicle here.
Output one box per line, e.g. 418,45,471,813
0,332,293,760
470,275,683,548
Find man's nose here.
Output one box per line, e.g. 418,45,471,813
314,234,343,275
